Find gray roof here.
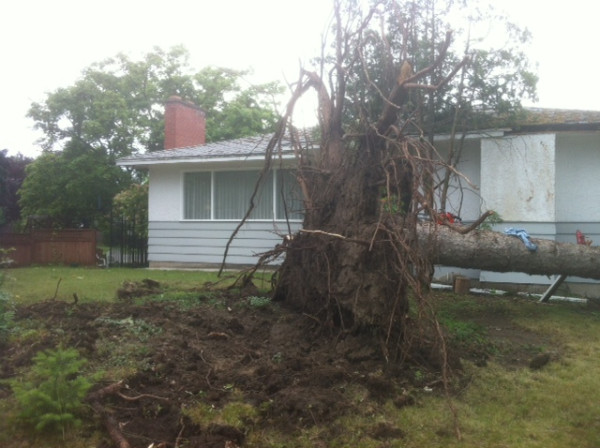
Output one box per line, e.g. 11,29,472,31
117,132,313,167
118,108,600,167
515,108,600,129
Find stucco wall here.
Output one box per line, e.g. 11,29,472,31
478,134,556,285
480,134,556,222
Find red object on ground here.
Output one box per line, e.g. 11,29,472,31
436,212,461,224
576,230,592,246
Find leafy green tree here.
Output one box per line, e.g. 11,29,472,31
19,143,130,229
0,150,32,228
338,0,537,210
28,46,283,155
193,67,283,142
113,182,149,238
343,0,537,134
22,46,283,229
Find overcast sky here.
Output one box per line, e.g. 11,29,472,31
1,0,598,158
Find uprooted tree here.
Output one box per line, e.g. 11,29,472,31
235,0,599,360
265,0,474,361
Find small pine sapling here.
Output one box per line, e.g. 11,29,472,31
10,346,93,438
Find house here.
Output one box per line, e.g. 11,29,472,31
117,97,600,297
431,109,600,297
118,96,304,269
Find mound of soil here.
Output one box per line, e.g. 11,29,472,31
0,286,555,448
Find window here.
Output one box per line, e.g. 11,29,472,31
183,169,302,221
276,170,303,220
214,170,273,219
184,172,211,219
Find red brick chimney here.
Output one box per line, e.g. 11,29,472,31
164,95,206,149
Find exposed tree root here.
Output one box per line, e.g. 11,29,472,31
89,400,132,448
87,381,170,448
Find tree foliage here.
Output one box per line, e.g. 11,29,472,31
0,256,15,340
194,66,284,142
0,150,32,228
336,0,537,211
113,182,149,239
341,0,537,134
22,46,283,229
19,143,130,229
28,46,283,155
10,347,93,437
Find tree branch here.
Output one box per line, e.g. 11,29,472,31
299,229,371,246
376,31,463,134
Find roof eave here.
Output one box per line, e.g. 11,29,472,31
117,153,296,168
432,129,508,141
507,122,600,134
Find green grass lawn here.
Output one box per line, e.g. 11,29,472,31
1,266,243,304
391,299,600,448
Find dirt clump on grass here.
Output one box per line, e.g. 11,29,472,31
0,285,559,447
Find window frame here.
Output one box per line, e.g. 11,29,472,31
181,168,303,222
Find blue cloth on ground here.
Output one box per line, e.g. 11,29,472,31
504,227,538,251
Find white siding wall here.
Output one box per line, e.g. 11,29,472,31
148,220,301,267
147,163,302,268
149,165,182,221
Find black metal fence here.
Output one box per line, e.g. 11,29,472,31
107,214,148,267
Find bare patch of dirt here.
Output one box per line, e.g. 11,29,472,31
437,294,562,369
0,286,560,447
473,313,554,367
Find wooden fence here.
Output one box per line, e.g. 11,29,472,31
0,229,97,267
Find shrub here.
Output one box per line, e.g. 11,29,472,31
0,289,14,341
0,246,14,268
248,296,272,308
479,211,503,230
10,346,93,438
0,248,15,340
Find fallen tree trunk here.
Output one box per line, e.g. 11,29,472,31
423,224,600,280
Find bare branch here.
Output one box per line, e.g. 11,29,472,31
437,209,495,234
376,31,462,134
299,228,370,245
